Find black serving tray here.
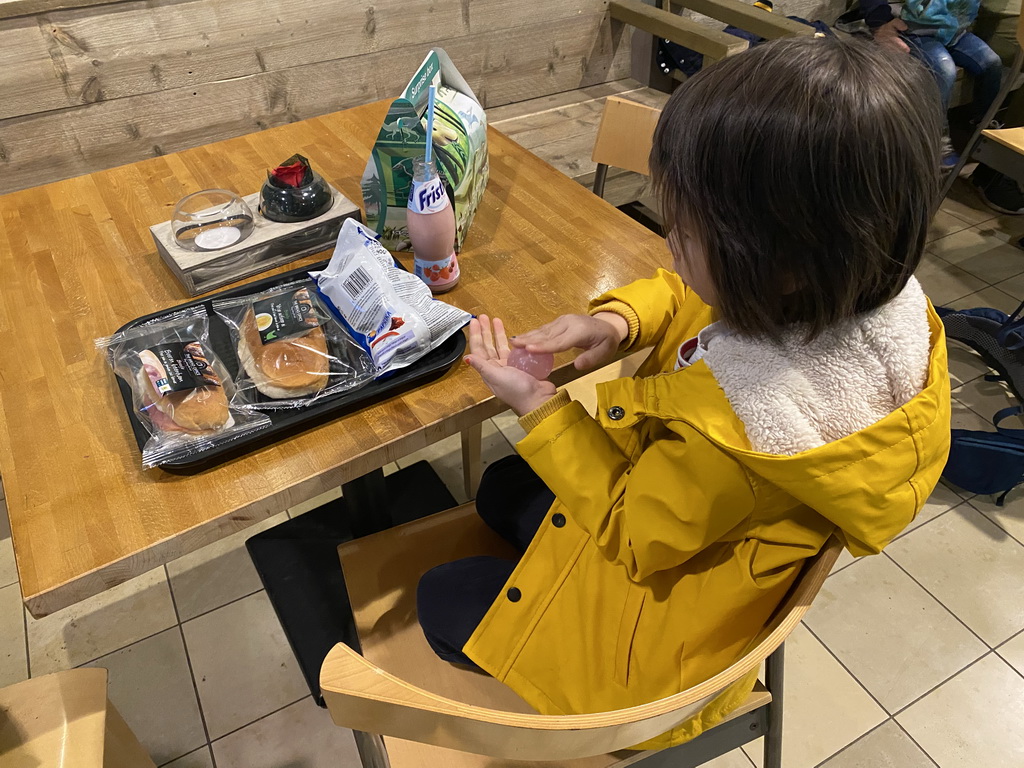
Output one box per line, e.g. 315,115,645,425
113,259,466,473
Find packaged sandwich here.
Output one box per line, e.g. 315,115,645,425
312,219,471,377
96,307,270,468
212,280,374,408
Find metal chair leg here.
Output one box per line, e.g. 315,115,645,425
939,46,1024,202
763,643,785,768
593,163,610,199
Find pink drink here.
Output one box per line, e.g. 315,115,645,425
407,157,459,294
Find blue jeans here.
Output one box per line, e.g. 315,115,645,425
906,32,1003,122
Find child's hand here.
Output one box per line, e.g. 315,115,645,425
465,315,558,416
511,313,628,371
873,19,909,54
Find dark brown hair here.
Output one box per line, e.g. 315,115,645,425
650,35,942,340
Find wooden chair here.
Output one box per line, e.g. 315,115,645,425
591,96,665,238
940,11,1024,201
0,668,155,768
319,503,843,768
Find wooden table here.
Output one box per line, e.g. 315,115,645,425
0,100,669,618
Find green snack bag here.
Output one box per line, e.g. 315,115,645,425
361,48,489,253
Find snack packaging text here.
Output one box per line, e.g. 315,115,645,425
362,48,488,252
96,307,270,468
212,280,375,409
312,219,471,376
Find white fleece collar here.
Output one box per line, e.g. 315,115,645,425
701,278,931,456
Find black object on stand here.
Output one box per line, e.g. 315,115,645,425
246,460,458,705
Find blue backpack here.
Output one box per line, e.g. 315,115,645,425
937,302,1024,505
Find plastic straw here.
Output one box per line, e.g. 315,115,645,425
425,85,437,166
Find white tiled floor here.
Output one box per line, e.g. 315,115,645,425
1,177,1024,766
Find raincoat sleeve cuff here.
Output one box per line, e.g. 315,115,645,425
588,301,640,350
518,390,573,433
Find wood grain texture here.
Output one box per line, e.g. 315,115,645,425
0,0,631,195
591,96,661,176
670,0,816,39
321,503,841,763
609,0,749,60
0,0,117,20
0,100,671,617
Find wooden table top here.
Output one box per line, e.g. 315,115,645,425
0,100,670,617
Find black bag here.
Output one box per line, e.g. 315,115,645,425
937,301,1024,504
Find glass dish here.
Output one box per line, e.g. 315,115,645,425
172,190,255,252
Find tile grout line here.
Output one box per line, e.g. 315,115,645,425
884,528,995,650
891,649,995,719
993,626,1024,684
891,501,958,543
208,692,309,745
165,563,217,768
995,625,1024,650
962,497,1024,549
890,717,943,768
54,579,267,678
178,586,266,626
157,744,214,768
801,623,892,717
811,718,893,767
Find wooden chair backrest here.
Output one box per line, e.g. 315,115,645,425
591,97,663,177
0,668,155,768
320,504,842,762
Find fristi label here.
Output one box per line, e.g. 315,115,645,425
408,176,449,214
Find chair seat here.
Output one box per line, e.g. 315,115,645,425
982,126,1024,154
0,668,155,768
336,505,772,768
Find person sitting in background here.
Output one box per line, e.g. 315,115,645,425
968,0,1023,214
865,0,1003,170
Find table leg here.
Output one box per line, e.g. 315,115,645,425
341,468,390,538
248,460,457,704
461,424,483,500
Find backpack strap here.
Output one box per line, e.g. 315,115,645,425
996,299,1024,351
994,405,1024,439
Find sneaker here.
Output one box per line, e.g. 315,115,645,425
972,164,1024,215
940,137,960,172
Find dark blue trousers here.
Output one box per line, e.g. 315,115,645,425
416,455,554,666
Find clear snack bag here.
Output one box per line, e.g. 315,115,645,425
96,307,271,468
212,279,374,408
312,219,471,377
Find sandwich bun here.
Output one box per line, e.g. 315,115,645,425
238,308,330,398
136,364,230,433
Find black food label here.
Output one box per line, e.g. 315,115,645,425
143,342,220,394
252,288,320,344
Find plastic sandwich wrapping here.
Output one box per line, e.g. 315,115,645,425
100,220,471,468
212,280,374,409
96,307,271,468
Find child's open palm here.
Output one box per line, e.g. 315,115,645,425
465,315,557,416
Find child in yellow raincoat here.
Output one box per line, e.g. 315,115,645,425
417,35,953,748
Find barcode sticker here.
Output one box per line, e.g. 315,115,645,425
342,267,372,299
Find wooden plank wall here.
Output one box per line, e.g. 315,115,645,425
0,0,631,196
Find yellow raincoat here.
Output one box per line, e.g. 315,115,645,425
462,270,951,748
